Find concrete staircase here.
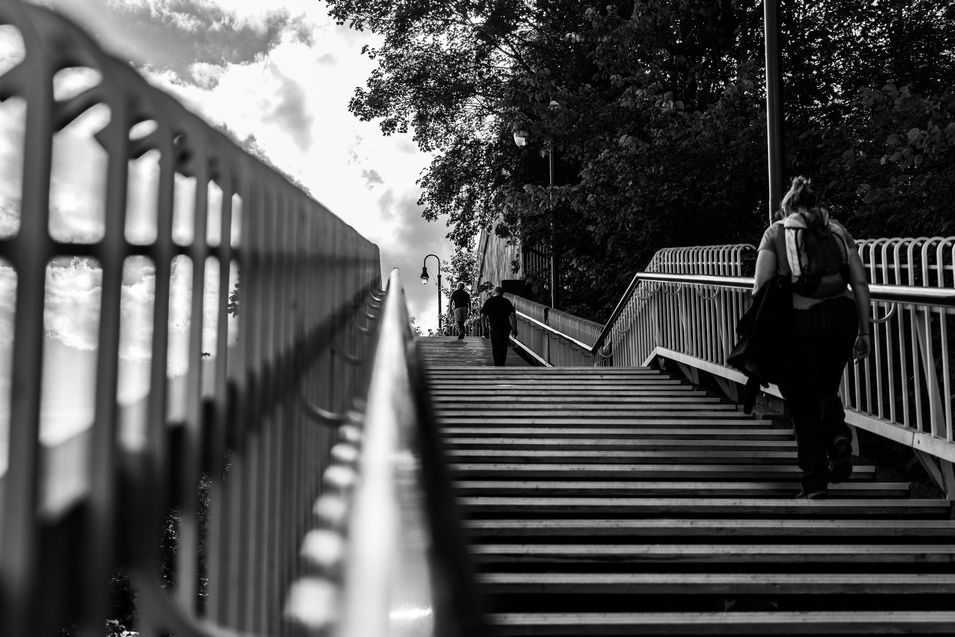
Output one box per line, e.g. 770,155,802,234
421,355,955,635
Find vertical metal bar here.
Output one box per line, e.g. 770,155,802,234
138,109,166,633
80,73,130,637
0,14,52,637
239,176,264,632
206,165,234,624
548,147,557,309
175,136,209,616
764,0,785,221
225,176,250,630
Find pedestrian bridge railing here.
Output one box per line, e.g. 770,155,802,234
0,3,439,636
511,239,955,492
506,295,604,367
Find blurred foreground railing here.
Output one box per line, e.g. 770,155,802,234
0,3,382,635
285,269,483,637
589,239,955,491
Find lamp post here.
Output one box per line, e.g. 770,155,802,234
420,254,442,334
513,129,558,309
764,0,785,222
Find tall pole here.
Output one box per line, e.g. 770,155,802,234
764,0,785,223
548,147,558,309
421,253,442,333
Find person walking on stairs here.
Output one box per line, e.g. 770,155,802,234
450,282,471,339
753,176,871,500
481,286,518,366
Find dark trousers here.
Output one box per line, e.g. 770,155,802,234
490,329,510,366
777,296,858,491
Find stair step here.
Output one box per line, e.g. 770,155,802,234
438,406,739,418
436,397,727,406
429,382,688,390
447,449,796,463
450,463,876,480
445,438,796,450
454,481,909,498
472,543,955,564
425,367,663,375
459,497,949,518
439,416,756,425
479,572,955,595
465,518,955,538
442,427,791,439
488,611,955,635
431,391,708,402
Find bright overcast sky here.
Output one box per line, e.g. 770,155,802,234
0,0,458,464
29,0,454,331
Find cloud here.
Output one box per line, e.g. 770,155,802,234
369,190,454,331
361,168,384,188
21,0,454,335
43,0,309,78
44,259,103,351
395,138,418,154
262,65,313,151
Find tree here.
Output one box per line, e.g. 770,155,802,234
327,0,955,319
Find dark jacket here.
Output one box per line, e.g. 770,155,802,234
728,274,792,388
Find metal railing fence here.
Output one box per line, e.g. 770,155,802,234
590,239,955,467
507,295,603,366
0,3,381,636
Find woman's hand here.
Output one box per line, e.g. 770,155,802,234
853,333,870,361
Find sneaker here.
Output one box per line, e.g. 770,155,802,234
828,436,853,483
795,488,828,499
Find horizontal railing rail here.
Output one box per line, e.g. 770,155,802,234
617,272,955,307
0,2,382,635
284,269,484,637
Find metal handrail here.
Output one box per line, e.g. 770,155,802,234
287,269,483,637
0,3,382,635
617,272,955,307
514,309,593,351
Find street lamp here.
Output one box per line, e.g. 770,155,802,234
420,253,442,334
513,129,558,309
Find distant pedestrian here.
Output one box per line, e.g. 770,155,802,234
450,282,471,339
480,286,518,366
753,176,871,499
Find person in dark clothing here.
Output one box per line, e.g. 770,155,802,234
450,282,471,339
753,176,871,499
480,286,518,366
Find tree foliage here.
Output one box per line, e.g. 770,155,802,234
325,0,955,319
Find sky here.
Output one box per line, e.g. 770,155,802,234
0,0,457,467
27,0,454,329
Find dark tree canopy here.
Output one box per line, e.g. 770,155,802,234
325,0,955,319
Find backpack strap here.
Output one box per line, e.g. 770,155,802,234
828,219,851,266
772,222,791,277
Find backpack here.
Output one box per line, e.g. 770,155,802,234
778,210,850,297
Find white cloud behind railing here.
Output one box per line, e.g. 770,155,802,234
1,0,457,469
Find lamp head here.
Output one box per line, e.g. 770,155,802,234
512,129,528,147
419,266,429,284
